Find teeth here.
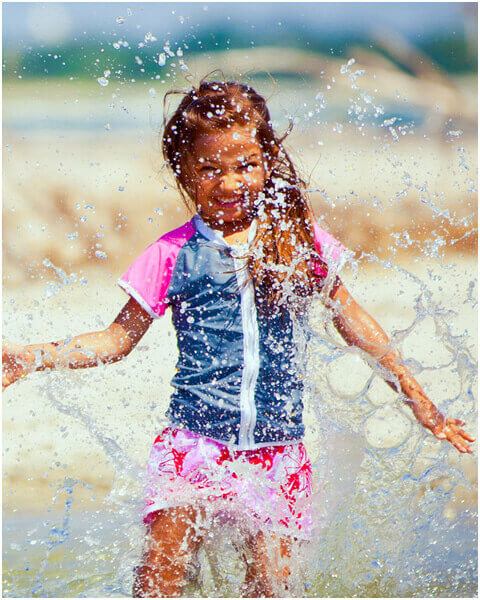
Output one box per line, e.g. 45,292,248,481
218,198,242,204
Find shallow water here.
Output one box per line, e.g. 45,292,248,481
2,505,477,597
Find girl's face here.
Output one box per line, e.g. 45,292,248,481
188,125,269,230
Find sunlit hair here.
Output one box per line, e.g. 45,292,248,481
162,78,328,307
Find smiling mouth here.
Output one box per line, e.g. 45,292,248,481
215,196,245,206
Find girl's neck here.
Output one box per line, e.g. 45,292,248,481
202,215,254,244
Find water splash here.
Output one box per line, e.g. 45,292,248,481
2,35,477,597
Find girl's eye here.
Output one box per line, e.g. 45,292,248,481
240,162,260,172
199,166,220,176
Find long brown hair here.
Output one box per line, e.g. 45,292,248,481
162,79,328,307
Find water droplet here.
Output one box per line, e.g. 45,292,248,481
382,117,399,127
116,16,125,24
158,53,166,66
163,43,175,57
97,77,109,87
447,130,463,138
118,186,125,192
149,88,156,97
95,250,107,259
144,32,157,43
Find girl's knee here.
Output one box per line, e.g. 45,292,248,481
133,506,204,597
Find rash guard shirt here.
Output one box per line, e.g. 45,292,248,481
119,214,349,450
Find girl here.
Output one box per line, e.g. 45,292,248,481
2,80,474,598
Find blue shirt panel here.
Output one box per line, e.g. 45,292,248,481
164,229,305,446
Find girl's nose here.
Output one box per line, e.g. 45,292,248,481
219,171,243,192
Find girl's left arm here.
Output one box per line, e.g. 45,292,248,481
326,280,474,454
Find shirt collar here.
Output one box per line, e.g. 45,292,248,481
192,214,258,250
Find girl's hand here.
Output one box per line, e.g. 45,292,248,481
2,342,33,391
430,415,475,454
405,400,475,454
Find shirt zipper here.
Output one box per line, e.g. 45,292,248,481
233,253,260,449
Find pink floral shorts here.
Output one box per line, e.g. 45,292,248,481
143,428,313,538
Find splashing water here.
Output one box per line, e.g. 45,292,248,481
2,34,477,599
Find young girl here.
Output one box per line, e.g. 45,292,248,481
2,80,474,598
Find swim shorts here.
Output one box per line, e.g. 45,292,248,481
143,428,313,538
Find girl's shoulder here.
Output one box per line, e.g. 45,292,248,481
154,219,197,250
123,219,197,270
119,219,197,318
122,219,197,278
312,222,352,273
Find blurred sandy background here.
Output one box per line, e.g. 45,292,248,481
2,3,477,517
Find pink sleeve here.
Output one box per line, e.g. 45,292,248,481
118,241,175,319
312,222,350,278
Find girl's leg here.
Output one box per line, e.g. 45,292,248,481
242,532,294,598
133,505,205,598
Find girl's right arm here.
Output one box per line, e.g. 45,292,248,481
2,297,153,390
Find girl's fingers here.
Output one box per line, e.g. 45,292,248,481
449,423,475,442
435,421,475,453
455,441,473,453
443,418,475,438
447,431,466,452
2,375,12,391
456,428,475,442
446,429,474,453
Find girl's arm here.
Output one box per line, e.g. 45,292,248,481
2,297,153,390
326,280,474,454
